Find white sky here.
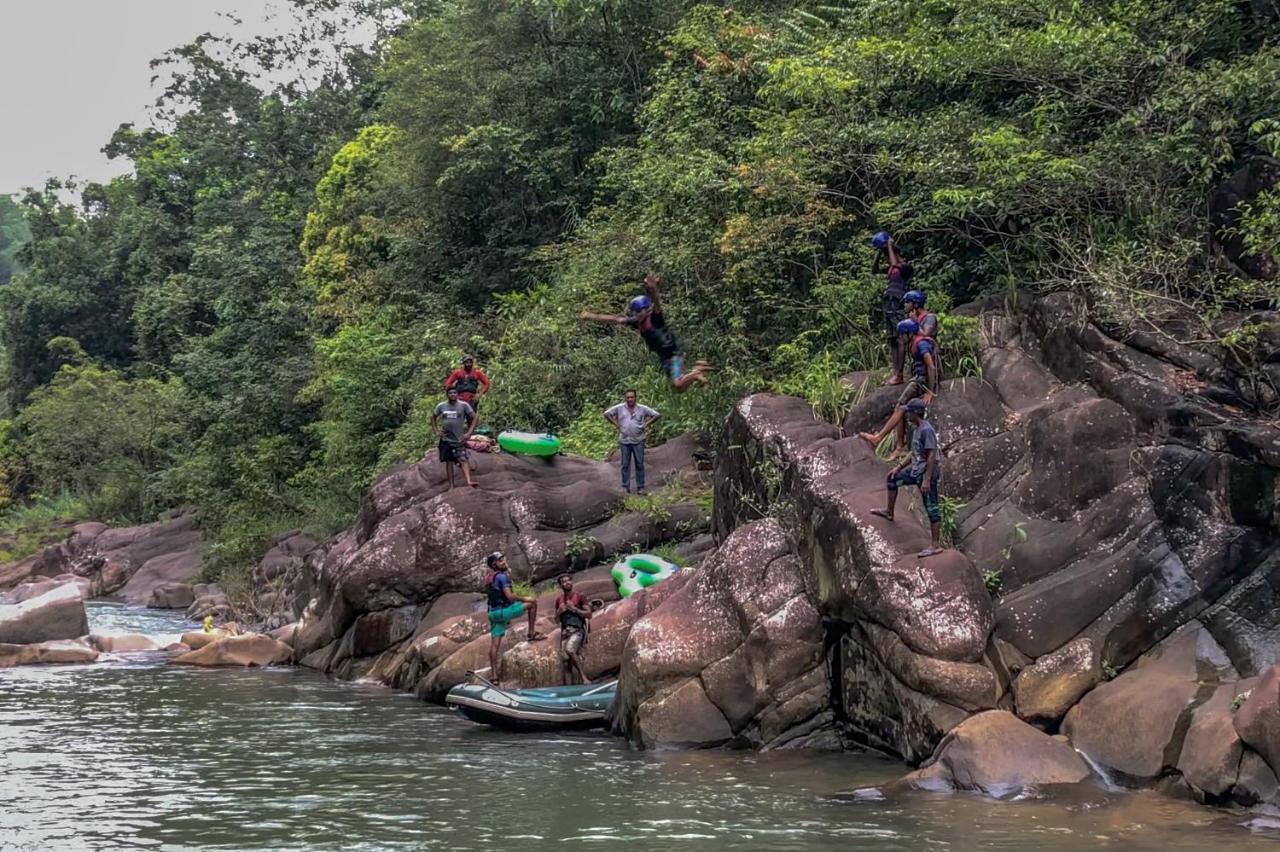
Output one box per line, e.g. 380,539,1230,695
0,1,289,196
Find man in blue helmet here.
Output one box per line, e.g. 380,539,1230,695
873,234,914,385
858,316,939,452
579,274,712,392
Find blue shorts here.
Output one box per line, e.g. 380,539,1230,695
661,354,684,381
888,469,942,523
488,602,526,637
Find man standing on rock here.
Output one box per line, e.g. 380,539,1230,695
873,233,914,385
604,389,660,494
444,354,490,412
555,573,592,685
870,398,945,558
432,387,477,489
485,551,546,683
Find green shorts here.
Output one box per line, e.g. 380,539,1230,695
488,602,526,637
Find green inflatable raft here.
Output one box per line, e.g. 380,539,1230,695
611,553,679,598
497,430,561,457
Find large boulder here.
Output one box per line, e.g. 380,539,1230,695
1234,665,1280,778
89,633,167,653
904,711,1093,797
0,582,88,645
1063,625,1236,783
173,633,293,667
613,518,829,750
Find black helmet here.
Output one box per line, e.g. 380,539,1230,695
485,551,505,569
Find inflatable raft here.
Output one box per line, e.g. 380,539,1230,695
611,553,679,598
496,430,561,457
446,679,617,731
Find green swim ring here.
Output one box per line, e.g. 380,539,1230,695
497,430,561,457
611,553,680,598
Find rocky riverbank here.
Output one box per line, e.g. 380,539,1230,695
1,293,1277,814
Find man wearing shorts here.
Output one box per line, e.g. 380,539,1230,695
578,274,711,393
870,399,945,558
484,551,546,682
555,573,593,685
857,317,939,453
432,387,477,489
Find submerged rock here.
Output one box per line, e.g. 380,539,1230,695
173,634,293,667
0,638,99,667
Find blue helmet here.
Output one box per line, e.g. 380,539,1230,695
896,318,920,336
628,294,652,314
903,289,926,308
871,231,891,250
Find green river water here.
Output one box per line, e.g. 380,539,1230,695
2,604,1278,851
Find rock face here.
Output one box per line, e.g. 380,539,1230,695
612,518,829,750
904,710,1092,796
704,292,1278,785
290,435,711,683
7,515,203,606
173,633,293,667
0,583,89,645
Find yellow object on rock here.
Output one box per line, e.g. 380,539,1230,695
203,615,214,633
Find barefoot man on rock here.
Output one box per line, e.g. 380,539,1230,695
870,398,945,558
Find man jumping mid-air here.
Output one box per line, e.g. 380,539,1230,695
579,274,711,393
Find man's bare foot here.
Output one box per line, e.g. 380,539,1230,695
918,547,943,558
527,632,549,642
882,375,904,386
858,432,879,447
870,508,894,521
469,481,478,488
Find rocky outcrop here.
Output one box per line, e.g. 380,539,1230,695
904,711,1092,796
696,291,1277,791
612,518,829,750
291,435,710,682
11,515,203,607
173,633,293,667
0,582,89,645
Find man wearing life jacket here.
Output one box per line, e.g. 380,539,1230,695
857,317,939,453
484,551,546,684
903,288,938,348
579,274,712,393
874,234,914,385
444,355,491,412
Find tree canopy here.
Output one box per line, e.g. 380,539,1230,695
2,0,1277,580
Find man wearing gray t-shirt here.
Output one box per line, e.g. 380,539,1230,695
432,387,477,489
604,389,660,494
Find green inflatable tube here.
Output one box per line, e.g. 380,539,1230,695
611,553,679,598
497,430,561,457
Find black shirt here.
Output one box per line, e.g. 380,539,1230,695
625,310,680,360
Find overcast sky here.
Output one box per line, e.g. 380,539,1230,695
0,1,288,196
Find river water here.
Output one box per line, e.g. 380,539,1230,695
1,604,1278,851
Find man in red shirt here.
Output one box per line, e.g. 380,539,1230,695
444,355,491,411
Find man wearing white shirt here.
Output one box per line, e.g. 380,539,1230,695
604,390,660,495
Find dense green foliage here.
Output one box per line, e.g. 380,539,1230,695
2,0,1277,580
0,196,30,288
